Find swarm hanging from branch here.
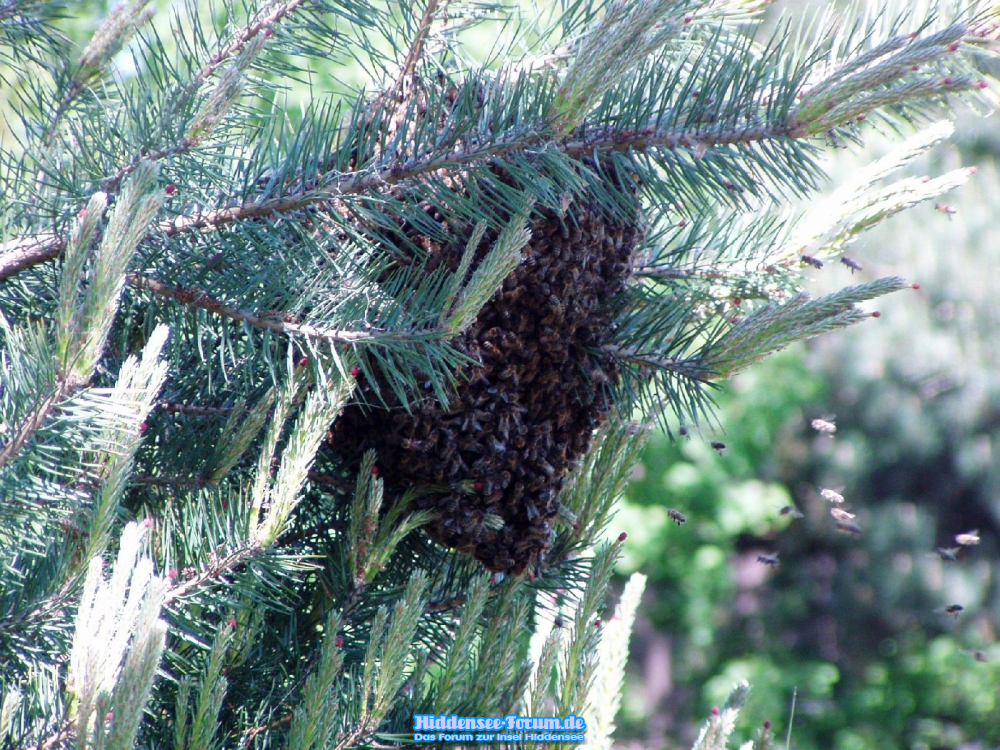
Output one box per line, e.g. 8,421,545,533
329,161,643,574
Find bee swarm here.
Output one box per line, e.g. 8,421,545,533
329,165,642,574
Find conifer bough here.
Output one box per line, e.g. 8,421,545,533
0,0,998,746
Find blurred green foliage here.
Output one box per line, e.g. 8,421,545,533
615,126,1000,749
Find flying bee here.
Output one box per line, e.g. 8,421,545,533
667,509,687,525
841,256,863,273
936,546,961,562
830,508,856,522
934,202,957,218
757,552,780,567
937,604,964,619
835,520,862,536
800,254,824,270
820,488,845,504
964,649,989,663
811,418,836,433
780,505,805,519
955,529,980,546
710,441,726,453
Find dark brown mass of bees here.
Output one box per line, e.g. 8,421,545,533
329,164,643,575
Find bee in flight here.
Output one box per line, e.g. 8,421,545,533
820,488,845,504
810,418,836,433
779,505,804,519
937,604,964,619
835,520,862,536
667,509,687,525
757,553,780,567
710,441,726,453
955,530,980,546
935,547,960,562
841,256,862,273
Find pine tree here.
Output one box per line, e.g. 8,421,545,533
0,0,996,747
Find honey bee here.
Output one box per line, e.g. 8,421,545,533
820,488,845,504
779,505,804,519
841,256,863,273
800,254,824,269
938,604,964,618
757,553,780,567
955,529,980,546
830,508,856,521
811,418,836,433
667,509,687,525
835,520,862,536
934,202,957,218
710,441,726,453
936,546,960,562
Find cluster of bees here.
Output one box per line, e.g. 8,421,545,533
329,169,641,574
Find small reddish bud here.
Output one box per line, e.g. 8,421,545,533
856,114,866,121
371,465,379,475
335,636,344,647
138,421,147,433
969,165,979,174
474,481,483,491
168,569,177,579
911,283,921,290
106,712,114,722
228,618,237,629
683,15,692,23
298,357,308,368
618,532,628,542
677,219,687,228
594,618,602,627
871,311,881,318
489,574,497,583
222,500,228,508
921,175,931,183
909,31,919,39
763,720,772,730
731,297,742,306
165,183,177,195
948,41,961,52
943,77,954,85
527,572,535,581
978,80,989,89
142,517,152,529
264,28,273,38
573,523,581,531
911,65,920,71
350,366,360,377
711,707,720,716
78,208,87,218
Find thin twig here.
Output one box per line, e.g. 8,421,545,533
131,473,208,488
126,272,377,343
603,344,715,381
163,543,263,605
391,0,443,98
158,401,235,416
0,392,60,471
